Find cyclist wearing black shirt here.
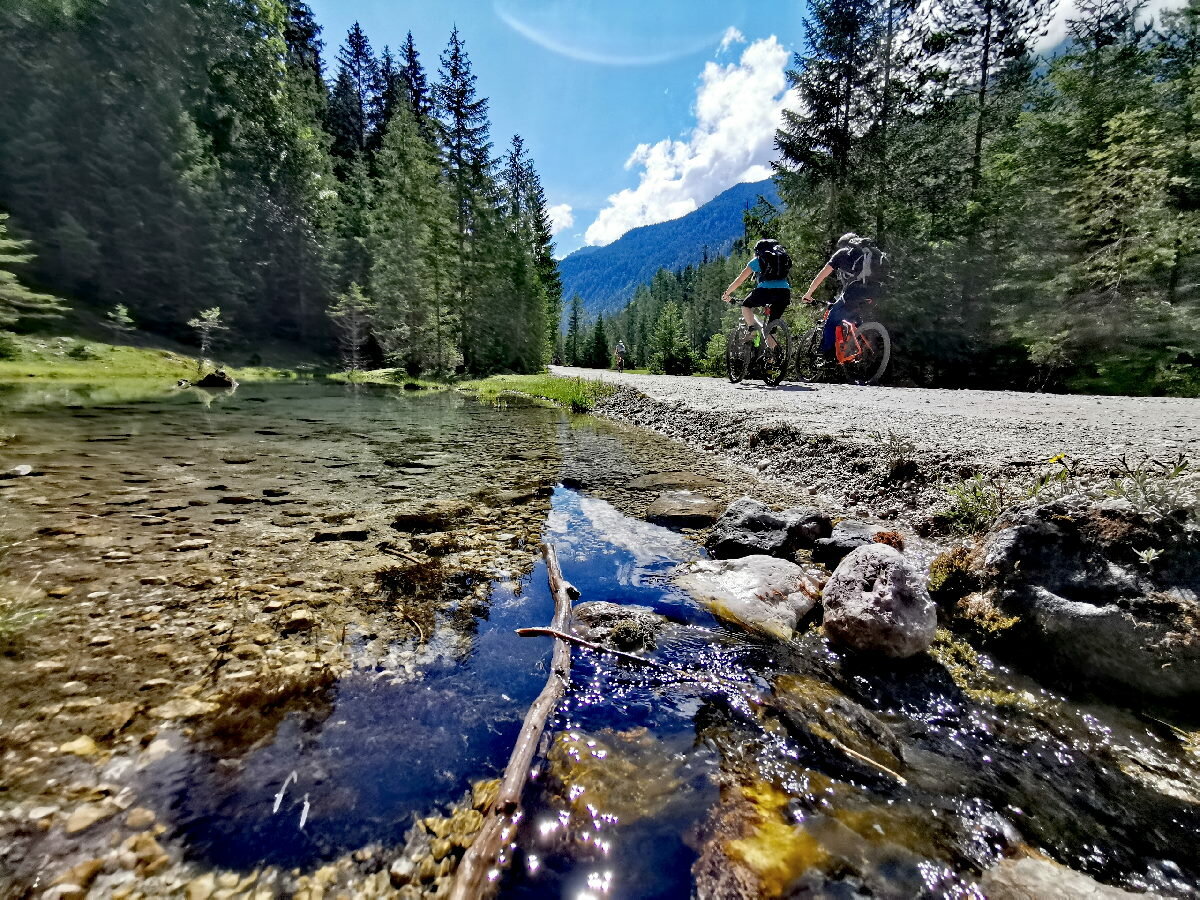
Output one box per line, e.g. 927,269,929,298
801,233,881,358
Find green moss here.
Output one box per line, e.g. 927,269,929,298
927,547,978,608
929,628,1031,709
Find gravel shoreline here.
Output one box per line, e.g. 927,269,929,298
554,365,1200,527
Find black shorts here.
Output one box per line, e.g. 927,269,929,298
742,287,790,322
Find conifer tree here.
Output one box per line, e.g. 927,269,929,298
328,23,379,166
400,32,435,134
0,212,64,327
565,294,584,365
588,315,610,368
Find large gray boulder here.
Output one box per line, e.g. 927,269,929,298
674,555,822,640
822,544,936,658
981,495,1200,701
705,497,831,560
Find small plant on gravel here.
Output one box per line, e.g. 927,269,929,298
0,589,45,651
871,429,920,483
1104,454,1197,520
1028,453,1082,502
939,474,1011,533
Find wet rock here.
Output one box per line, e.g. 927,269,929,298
1,464,34,479
627,471,721,491
981,495,1200,700
389,856,417,887
148,698,218,719
59,736,99,757
978,856,1148,899
185,873,216,900
281,608,318,632
139,575,169,586
572,601,668,652
645,491,725,529
771,674,904,775
125,807,156,830
311,529,370,542
217,495,257,505
822,544,936,658
675,555,822,640
811,520,892,567
706,497,831,561
64,801,118,834
52,859,104,895
172,538,212,552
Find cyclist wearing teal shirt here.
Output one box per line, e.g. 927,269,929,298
721,239,791,348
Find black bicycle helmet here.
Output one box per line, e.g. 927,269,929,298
837,232,859,248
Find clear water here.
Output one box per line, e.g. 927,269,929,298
2,381,1198,898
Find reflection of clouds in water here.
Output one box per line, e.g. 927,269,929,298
495,0,746,65
546,492,694,587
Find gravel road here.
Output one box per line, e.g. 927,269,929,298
551,365,1200,522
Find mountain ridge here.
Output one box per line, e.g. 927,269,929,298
558,178,781,320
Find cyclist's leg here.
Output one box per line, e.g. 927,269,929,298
741,288,768,339
764,289,789,349
821,295,846,355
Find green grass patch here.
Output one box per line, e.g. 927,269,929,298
0,332,309,382
326,368,450,391
459,373,616,413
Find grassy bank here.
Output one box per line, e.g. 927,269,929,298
0,332,314,382
458,374,617,412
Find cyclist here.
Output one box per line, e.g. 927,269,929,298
721,239,791,349
614,340,626,372
800,232,886,361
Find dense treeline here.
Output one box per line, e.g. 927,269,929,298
601,0,1200,395
0,0,560,376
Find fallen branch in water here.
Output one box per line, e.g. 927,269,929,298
515,626,676,671
449,542,575,900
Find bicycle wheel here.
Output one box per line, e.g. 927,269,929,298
725,327,749,383
793,327,825,382
761,319,791,386
846,322,891,385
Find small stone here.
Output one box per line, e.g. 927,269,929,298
149,698,218,719
126,807,156,830
186,873,217,900
27,805,59,821
47,586,73,598
173,539,213,551
140,576,169,586
430,838,453,861
60,735,99,757
65,802,118,834
389,857,416,887
61,681,88,695
213,516,241,525
281,608,317,632
139,678,173,691
34,659,67,672
231,643,265,660
89,634,114,646
53,858,104,892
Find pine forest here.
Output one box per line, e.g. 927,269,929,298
0,1,561,377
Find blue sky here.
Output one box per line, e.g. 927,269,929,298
307,0,808,256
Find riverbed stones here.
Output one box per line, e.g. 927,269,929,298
705,497,832,560
626,471,722,491
978,856,1149,899
64,802,118,834
980,495,1200,700
644,491,725,529
675,556,822,640
572,601,668,652
148,698,218,719
811,520,893,567
822,544,936,658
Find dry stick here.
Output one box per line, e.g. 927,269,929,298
518,628,906,786
449,543,576,900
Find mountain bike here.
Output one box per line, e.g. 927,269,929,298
725,301,791,386
795,299,890,385
613,351,625,373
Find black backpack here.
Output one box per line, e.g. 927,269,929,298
845,236,890,286
755,240,792,282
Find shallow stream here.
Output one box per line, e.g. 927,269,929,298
0,382,1197,898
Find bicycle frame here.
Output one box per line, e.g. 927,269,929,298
821,301,873,365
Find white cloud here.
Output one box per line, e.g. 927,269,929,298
547,203,574,235
718,26,746,54
583,36,799,247
1042,0,1183,47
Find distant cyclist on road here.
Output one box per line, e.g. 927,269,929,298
721,239,791,349
800,233,888,361
614,340,626,372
